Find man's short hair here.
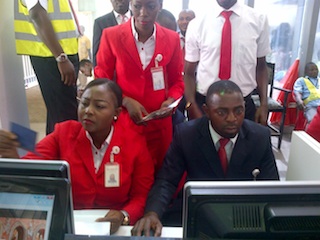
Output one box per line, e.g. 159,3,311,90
206,80,243,104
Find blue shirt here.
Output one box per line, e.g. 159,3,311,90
293,76,320,107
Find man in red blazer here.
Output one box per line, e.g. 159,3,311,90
95,0,184,173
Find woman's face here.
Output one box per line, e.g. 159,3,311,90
131,0,162,33
78,85,120,136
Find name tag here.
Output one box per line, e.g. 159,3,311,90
105,162,120,187
151,66,165,91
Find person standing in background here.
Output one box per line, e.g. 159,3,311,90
95,0,184,174
156,9,177,31
77,59,93,98
177,9,195,58
93,0,131,67
78,25,92,61
176,9,195,117
14,0,79,134
184,0,270,124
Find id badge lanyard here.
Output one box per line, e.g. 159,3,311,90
105,146,120,187
151,54,168,97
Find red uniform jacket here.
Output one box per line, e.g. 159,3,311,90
23,113,154,224
95,20,184,172
95,20,184,115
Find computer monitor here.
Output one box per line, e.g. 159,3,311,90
183,181,320,239
0,159,74,239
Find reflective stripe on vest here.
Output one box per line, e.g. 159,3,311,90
303,78,320,105
14,0,78,57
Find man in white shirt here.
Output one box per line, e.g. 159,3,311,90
184,0,270,125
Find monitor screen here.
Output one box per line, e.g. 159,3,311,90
0,175,70,240
183,181,320,239
0,159,74,238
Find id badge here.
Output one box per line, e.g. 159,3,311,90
151,66,165,91
105,162,120,187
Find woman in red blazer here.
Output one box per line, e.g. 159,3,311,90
0,79,154,234
94,0,184,174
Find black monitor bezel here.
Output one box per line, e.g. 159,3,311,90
0,175,70,240
0,159,74,234
183,181,320,239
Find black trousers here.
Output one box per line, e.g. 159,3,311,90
194,91,256,121
30,55,79,134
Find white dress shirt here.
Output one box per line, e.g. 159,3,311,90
131,17,156,70
185,1,270,97
208,121,238,163
86,126,114,173
113,10,131,25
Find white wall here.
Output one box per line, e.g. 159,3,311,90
286,131,320,181
0,1,30,130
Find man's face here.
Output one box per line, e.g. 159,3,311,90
203,91,245,138
131,0,162,33
306,64,319,78
216,0,237,9
177,11,195,34
111,0,130,15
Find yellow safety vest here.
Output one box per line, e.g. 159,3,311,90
14,0,78,57
303,78,320,105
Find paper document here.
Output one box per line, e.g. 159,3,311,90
139,97,182,123
74,209,110,235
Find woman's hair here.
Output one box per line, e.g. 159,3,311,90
83,78,123,108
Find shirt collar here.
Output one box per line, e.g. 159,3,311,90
213,0,241,18
86,125,114,149
208,120,238,148
113,9,131,20
131,17,156,42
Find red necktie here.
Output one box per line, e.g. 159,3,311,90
121,15,126,24
219,11,233,80
68,0,83,35
218,138,230,175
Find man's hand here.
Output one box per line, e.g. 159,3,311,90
296,100,305,111
123,97,148,124
0,130,20,158
57,60,76,86
96,210,123,235
131,212,163,237
255,104,268,125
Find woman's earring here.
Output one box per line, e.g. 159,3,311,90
114,116,118,121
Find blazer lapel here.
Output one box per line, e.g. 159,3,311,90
197,118,225,178
120,22,143,69
229,123,251,169
74,130,97,182
96,125,124,178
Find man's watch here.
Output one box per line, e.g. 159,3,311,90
55,53,68,62
120,210,130,225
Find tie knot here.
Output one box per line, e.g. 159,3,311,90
221,11,232,19
219,138,230,148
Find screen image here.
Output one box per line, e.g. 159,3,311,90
183,181,320,239
0,174,70,240
0,159,74,236
0,192,54,240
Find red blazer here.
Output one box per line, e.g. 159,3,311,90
23,113,154,224
94,20,184,133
